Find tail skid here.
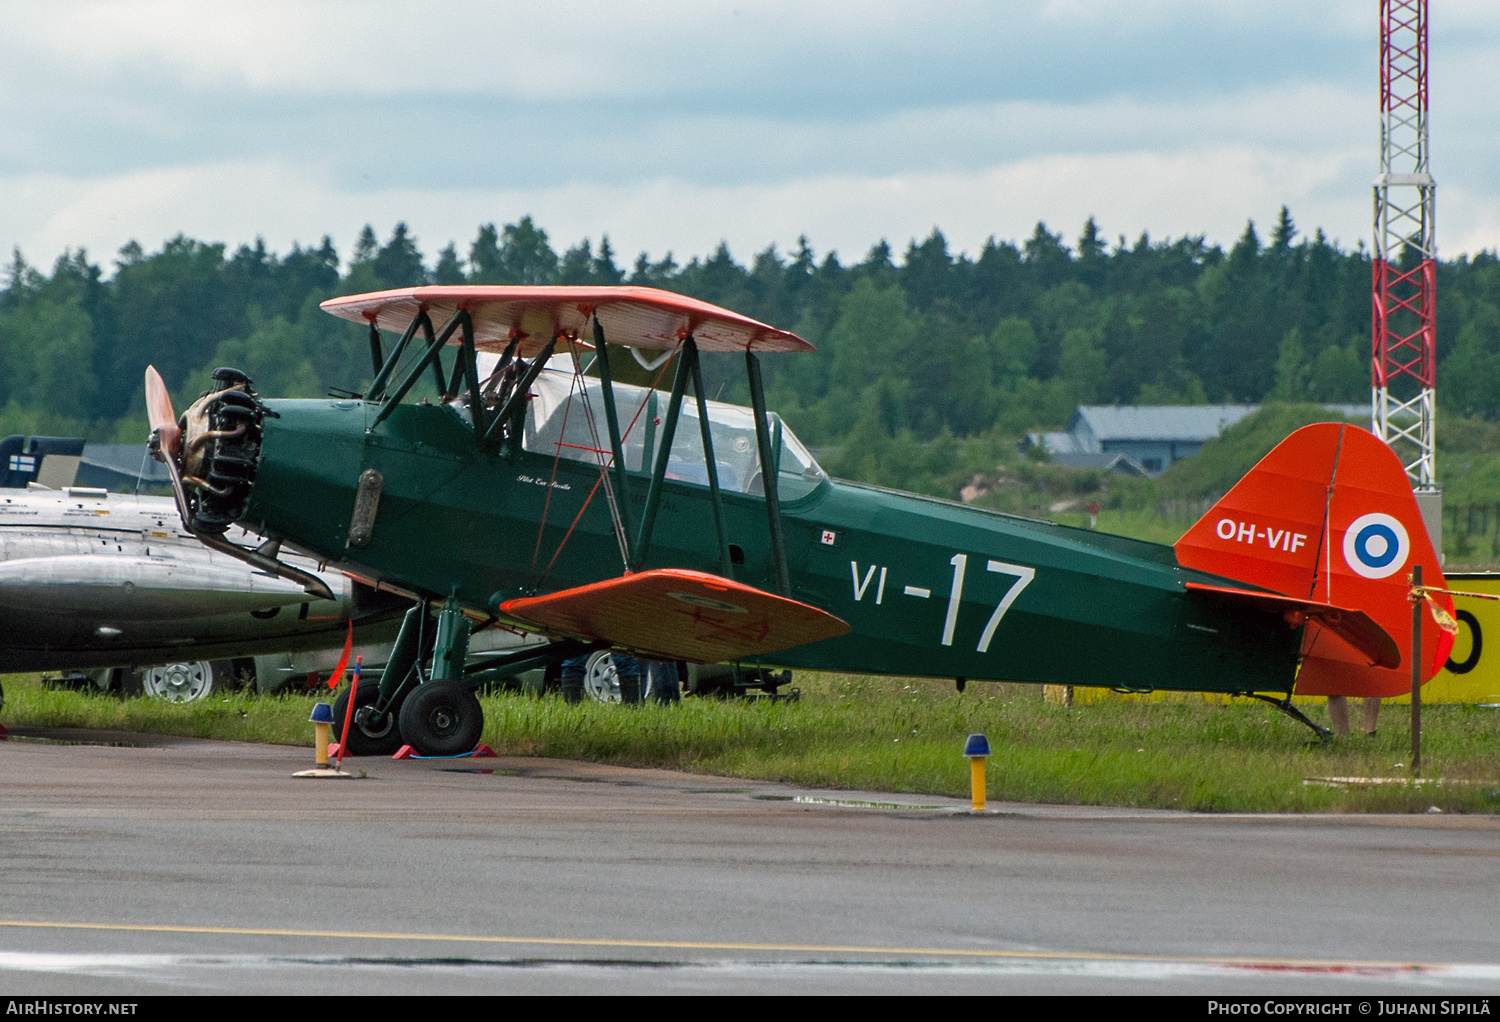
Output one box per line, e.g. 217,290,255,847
1175,423,1451,698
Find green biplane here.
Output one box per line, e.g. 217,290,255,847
144,286,1451,755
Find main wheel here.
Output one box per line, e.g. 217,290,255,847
139,660,215,702
332,683,406,757
583,650,621,703
397,680,484,757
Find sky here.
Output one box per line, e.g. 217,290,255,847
2,0,1498,276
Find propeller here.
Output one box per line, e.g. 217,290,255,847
144,365,181,462
144,365,195,534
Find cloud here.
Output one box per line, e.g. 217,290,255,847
2,3,1497,274
2,142,1411,279
14,1,1000,100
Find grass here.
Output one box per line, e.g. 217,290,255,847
4,671,1498,814
1,676,317,745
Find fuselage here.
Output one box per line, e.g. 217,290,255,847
240,395,1303,695
0,487,397,671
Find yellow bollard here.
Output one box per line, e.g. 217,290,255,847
312,701,334,766
293,702,350,778
963,734,991,812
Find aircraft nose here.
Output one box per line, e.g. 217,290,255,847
180,369,267,534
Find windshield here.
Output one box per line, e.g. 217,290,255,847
523,369,826,499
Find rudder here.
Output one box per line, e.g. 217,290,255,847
1175,423,1451,698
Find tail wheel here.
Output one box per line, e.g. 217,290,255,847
397,680,484,757
332,683,406,757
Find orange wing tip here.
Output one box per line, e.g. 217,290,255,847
1185,582,1400,670
500,568,849,663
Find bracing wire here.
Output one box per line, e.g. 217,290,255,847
536,351,675,587
527,346,580,586
570,335,632,572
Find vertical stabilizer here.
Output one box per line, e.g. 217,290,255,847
1175,423,1451,697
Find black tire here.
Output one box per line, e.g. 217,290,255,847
397,680,484,757
332,682,406,757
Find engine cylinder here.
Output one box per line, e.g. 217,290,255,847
186,373,265,534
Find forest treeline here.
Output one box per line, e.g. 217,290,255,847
5,209,1500,491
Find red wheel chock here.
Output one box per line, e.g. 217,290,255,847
392,743,496,760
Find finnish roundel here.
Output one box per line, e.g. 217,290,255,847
1342,512,1410,580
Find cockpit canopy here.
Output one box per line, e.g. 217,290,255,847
522,369,827,500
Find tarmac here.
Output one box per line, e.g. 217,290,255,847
1,726,1498,995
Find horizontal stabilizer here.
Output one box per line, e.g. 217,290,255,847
1184,582,1399,669
499,569,850,663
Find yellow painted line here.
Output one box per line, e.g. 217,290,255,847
0,919,1464,971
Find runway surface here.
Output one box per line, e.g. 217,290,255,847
1,726,1498,995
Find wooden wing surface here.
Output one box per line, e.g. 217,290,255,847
499,569,849,663
321,285,811,357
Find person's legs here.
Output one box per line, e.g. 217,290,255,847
1361,696,1381,736
560,654,587,704
615,656,643,705
1327,695,1350,736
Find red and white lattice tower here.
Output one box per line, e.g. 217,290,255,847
1373,0,1436,492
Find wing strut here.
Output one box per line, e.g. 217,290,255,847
633,338,692,568
368,308,427,402
590,315,634,553
370,309,466,431
569,337,631,571
687,340,734,578
746,350,790,595
483,335,558,447
627,336,735,579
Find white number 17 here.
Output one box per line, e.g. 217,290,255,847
976,559,1034,653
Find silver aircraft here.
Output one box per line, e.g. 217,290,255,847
0,436,406,701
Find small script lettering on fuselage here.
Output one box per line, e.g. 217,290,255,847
516,475,572,491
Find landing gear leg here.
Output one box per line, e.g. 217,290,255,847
399,598,483,756
430,597,470,682
339,601,429,753
1246,693,1333,743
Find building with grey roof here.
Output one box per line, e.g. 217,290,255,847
1026,404,1365,477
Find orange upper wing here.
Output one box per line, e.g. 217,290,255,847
321,285,812,357
499,569,849,663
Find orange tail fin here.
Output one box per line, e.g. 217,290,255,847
1175,423,1451,698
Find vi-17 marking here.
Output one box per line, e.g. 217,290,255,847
851,555,1036,652
851,562,889,604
